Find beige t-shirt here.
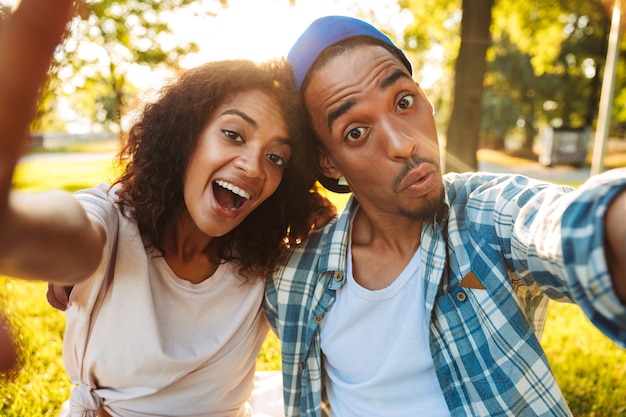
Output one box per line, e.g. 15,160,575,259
63,185,268,417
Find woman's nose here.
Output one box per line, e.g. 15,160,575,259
234,149,264,179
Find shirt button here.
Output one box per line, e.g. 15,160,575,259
456,291,467,302
334,272,343,282
314,315,323,323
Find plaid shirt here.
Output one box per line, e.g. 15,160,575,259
265,169,626,417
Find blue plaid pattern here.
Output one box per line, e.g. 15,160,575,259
265,169,626,417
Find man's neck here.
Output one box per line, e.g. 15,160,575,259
349,208,423,291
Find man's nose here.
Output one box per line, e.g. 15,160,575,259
381,116,417,160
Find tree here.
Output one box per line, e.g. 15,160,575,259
398,0,461,132
445,0,493,172
49,0,217,134
399,0,623,170
399,0,494,172
489,0,613,152
481,33,532,150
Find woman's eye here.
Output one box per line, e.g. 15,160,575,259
223,130,243,142
397,94,415,111
267,153,285,167
344,127,366,142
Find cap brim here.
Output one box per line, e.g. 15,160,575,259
318,175,351,194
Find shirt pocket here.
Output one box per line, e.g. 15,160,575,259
432,286,532,385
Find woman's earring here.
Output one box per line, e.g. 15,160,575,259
337,176,348,186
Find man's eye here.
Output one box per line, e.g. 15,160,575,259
397,94,415,111
223,130,243,142
344,127,366,142
267,153,285,167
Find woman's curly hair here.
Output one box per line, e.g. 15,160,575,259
113,59,323,280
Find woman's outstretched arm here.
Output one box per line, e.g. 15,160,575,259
0,0,104,286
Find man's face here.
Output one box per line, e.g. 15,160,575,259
304,44,444,221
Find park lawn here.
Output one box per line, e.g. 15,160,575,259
1,152,625,416
14,158,120,193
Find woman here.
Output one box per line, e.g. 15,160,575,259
2,57,333,415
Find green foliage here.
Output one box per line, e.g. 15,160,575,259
398,0,460,129
39,0,218,133
492,0,565,75
398,0,461,68
69,0,202,130
487,0,615,146
75,0,200,66
399,0,626,156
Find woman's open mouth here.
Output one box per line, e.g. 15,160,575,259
213,180,251,211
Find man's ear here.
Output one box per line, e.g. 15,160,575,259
318,149,342,179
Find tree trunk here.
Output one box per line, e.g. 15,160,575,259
444,0,493,173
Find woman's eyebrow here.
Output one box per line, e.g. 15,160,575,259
222,109,257,128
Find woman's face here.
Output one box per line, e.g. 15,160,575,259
184,89,292,237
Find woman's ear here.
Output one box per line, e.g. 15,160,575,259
318,149,342,179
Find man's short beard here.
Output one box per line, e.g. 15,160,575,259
398,185,445,221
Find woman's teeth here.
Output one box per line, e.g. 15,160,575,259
215,180,251,200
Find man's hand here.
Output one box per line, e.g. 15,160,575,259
605,189,626,304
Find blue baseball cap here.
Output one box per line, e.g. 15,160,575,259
288,15,412,90
287,16,413,193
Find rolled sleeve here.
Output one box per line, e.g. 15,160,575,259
561,168,626,346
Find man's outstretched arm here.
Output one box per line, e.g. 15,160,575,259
605,189,626,304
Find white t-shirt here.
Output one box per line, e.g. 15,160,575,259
320,215,450,416
63,185,268,417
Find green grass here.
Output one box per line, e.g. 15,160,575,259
543,304,626,416
1,149,625,416
29,138,120,154
0,279,68,416
14,159,120,193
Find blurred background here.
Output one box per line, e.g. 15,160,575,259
1,0,625,170
1,0,625,415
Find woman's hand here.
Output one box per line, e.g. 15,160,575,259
0,0,77,216
0,0,77,374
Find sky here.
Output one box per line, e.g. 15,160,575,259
173,0,412,63
138,0,415,89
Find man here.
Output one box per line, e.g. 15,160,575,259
264,15,626,417
0,0,76,372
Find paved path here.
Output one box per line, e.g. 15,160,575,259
20,150,595,184
478,160,591,184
